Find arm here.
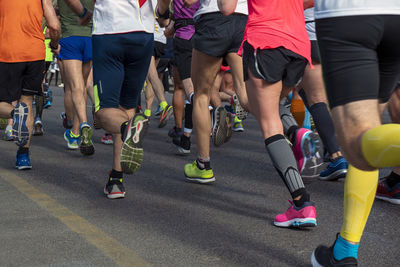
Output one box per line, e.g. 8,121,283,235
156,0,172,27
42,0,61,54
63,0,93,26
303,0,314,10
217,0,238,16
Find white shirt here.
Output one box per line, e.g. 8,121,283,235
93,0,155,35
304,8,316,41
195,0,248,20
154,21,167,44
315,0,400,19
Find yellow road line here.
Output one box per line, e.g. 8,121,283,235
0,168,151,267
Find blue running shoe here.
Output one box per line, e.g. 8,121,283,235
319,157,348,181
64,129,79,150
16,153,32,170
12,102,29,147
154,106,162,117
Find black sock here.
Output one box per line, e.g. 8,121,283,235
386,172,400,188
184,103,193,130
17,147,29,155
109,169,123,182
196,157,211,170
120,121,129,140
293,189,310,207
308,102,341,155
287,125,298,144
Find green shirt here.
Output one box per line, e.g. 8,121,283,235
58,0,94,38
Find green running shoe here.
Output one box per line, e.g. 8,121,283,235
79,122,94,155
184,160,215,184
120,114,149,174
158,104,173,128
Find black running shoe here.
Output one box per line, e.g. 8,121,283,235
173,134,190,155
104,178,126,199
311,235,358,267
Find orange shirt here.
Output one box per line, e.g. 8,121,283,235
0,0,45,63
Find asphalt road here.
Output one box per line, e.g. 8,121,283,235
0,86,399,267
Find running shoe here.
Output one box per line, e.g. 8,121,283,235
120,114,149,174
12,102,29,147
158,104,173,128
104,177,126,199
79,123,94,156
319,157,348,181
232,117,244,132
43,90,52,108
274,200,317,228
225,112,233,143
16,153,32,170
64,129,79,150
154,106,162,117
33,117,44,136
101,133,113,145
376,177,400,205
184,160,215,183
5,126,14,141
232,94,248,120
60,112,73,129
311,235,357,267
168,126,183,140
292,128,324,178
212,106,229,147
173,134,191,155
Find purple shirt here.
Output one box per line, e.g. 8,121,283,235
173,0,199,40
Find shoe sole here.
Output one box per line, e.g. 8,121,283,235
213,108,228,147
15,165,32,170
101,140,114,145
80,126,95,156
185,176,216,184
12,103,29,147
120,115,149,174
174,144,190,155
158,106,173,128
274,218,317,228
319,168,347,181
233,94,248,120
300,132,325,178
103,188,125,199
232,128,244,132
64,132,79,150
375,195,400,205
311,251,323,267
224,113,232,143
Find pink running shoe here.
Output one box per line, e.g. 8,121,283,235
292,128,324,178
274,201,317,228
101,133,113,145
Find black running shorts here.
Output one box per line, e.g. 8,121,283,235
0,60,45,102
173,37,193,80
310,40,320,64
316,15,400,108
192,12,247,58
153,41,166,60
242,41,308,87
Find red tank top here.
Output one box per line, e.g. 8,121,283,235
240,0,311,64
0,0,45,62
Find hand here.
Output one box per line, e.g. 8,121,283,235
183,0,198,8
78,10,92,26
49,43,61,56
164,23,175,38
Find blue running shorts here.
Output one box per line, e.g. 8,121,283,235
58,36,92,63
92,32,153,110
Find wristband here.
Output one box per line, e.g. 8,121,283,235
79,7,88,18
156,8,170,19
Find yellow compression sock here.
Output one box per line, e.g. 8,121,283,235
159,101,168,111
290,99,305,127
144,109,151,117
340,165,378,243
361,124,400,168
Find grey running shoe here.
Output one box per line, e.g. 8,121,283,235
212,107,229,147
232,94,248,120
